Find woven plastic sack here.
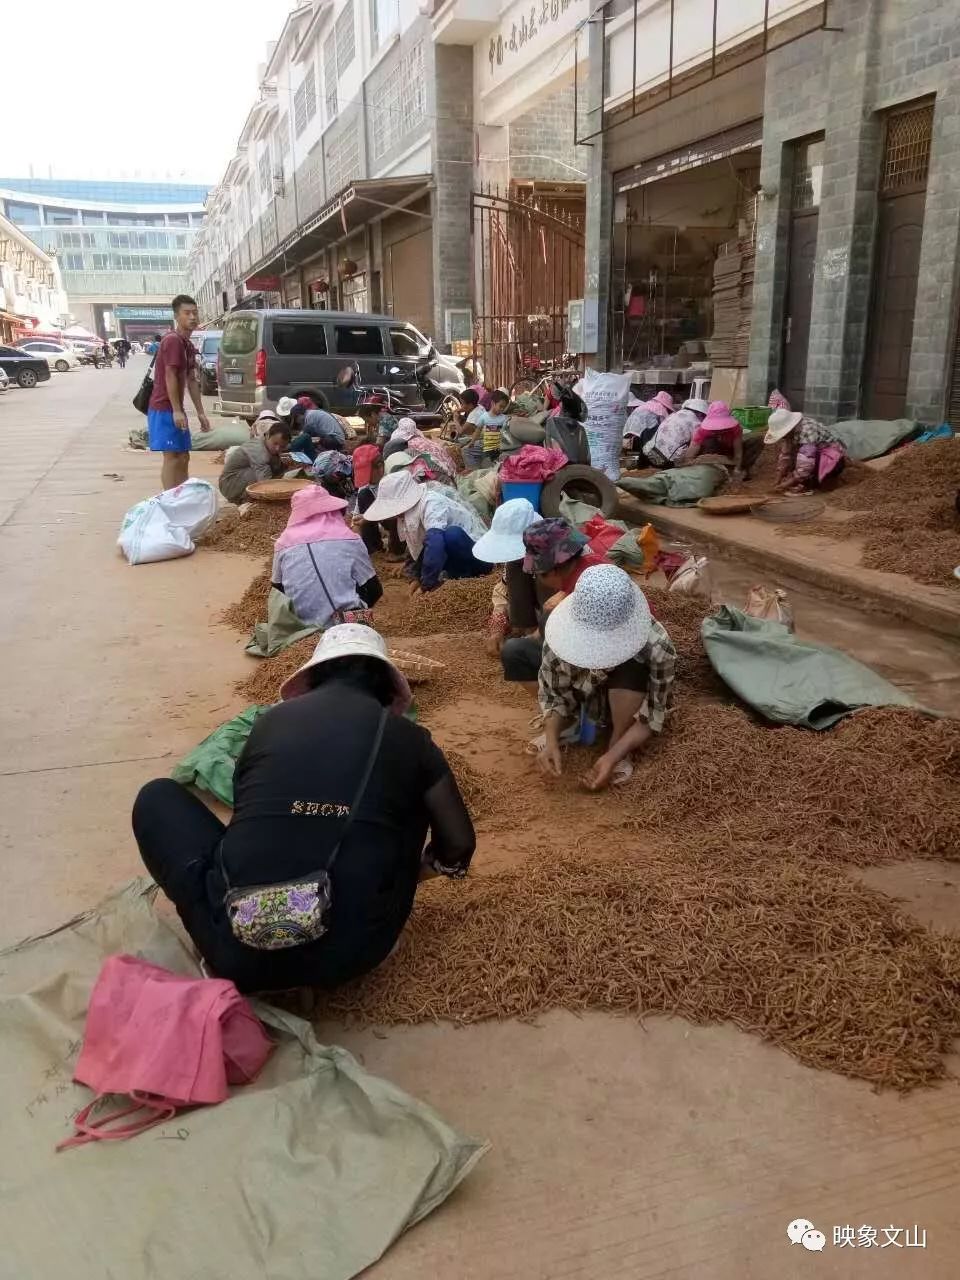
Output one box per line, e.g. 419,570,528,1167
578,369,632,481
58,954,272,1151
118,479,218,565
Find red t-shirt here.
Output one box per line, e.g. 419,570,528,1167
149,331,196,412
557,548,606,593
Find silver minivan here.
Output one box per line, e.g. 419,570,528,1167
217,308,433,418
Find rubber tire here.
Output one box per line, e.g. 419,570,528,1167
540,464,620,519
55,359,69,373
17,369,38,388
292,388,330,410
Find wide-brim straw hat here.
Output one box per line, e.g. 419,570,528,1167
544,563,652,671
362,470,424,521
765,408,804,444
279,624,412,714
472,497,539,564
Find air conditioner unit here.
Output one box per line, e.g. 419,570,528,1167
444,308,472,344
566,299,585,353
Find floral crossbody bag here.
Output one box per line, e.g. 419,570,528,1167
220,708,388,950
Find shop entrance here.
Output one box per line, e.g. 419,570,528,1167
611,145,761,376
863,103,933,420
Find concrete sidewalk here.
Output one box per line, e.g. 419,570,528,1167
617,492,960,640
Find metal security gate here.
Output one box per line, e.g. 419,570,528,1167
781,137,824,410
471,186,585,393
863,102,933,420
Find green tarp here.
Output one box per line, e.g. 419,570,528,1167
0,881,487,1280
245,587,320,658
616,464,726,506
171,705,268,804
829,417,915,461
701,606,919,729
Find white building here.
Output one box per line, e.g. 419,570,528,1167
0,211,69,344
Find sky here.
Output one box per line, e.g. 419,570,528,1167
2,0,295,188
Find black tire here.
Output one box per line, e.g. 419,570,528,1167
202,378,217,396
17,369,38,388
55,359,69,373
540,464,620,519
292,388,330,410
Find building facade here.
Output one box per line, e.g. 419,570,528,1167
192,0,466,345
584,0,960,425
194,0,594,386
0,178,207,341
0,211,68,344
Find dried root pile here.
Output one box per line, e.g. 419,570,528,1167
218,547,960,1088
784,439,960,585
221,560,272,633
198,505,289,556
322,852,960,1090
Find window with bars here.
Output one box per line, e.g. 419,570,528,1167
294,66,317,137
791,137,825,211
324,32,339,119
259,146,271,193
335,3,355,74
369,41,426,164
325,123,361,197
278,112,290,156
881,103,934,195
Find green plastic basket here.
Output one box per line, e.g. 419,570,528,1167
731,406,773,431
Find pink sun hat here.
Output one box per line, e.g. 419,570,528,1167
641,390,676,420
698,400,740,433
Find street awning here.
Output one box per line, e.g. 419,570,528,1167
251,175,432,277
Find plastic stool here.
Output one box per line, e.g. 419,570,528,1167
691,376,711,401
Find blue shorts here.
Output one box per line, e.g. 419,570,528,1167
147,408,192,453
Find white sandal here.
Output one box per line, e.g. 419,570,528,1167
611,757,634,786
526,725,580,755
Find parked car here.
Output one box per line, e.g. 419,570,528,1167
217,309,433,419
197,329,222,395
15,340,81,373
0,345,51,388
0,366,9,393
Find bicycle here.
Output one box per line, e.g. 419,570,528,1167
510,358,581,402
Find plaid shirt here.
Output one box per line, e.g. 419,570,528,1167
538,619,676,733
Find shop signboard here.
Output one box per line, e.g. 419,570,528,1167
483,0,587,94
114,306,173,321
245,274,282,292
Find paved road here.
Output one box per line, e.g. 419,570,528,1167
0,359,253,942
2,364,959,1278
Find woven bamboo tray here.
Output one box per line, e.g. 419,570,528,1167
246,478,314,503
697,495,769,515
389,649,447,685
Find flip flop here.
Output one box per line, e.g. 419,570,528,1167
526,725,579,755
611,757,634,786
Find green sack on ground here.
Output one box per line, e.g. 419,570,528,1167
558,493,603,526
829,418,916,461
245,587,320,658
171,705,269,804
0,881,488,1280
617,464,725,506
701,606,919,730
190,422,251,451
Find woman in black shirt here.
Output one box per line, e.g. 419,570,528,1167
132,626,475,992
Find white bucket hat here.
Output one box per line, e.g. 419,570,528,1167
276,396,298,418
362,469,424,521
472,498,539,564
279,624,412,714
681,398,709,416
765,408,803,444
384,449,415,475
544,564,652,671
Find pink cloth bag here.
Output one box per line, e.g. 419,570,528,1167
58,954,272,1151
817,443,845,483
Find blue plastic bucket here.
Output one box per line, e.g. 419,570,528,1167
500,480,543,512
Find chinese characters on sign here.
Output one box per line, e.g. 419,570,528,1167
832,1224,927,1249
488,0,584,78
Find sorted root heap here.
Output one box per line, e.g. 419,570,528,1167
221,560,272,633
322,851,960,1090
198,504,289,557
373,575,492,635
785,439,960,584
